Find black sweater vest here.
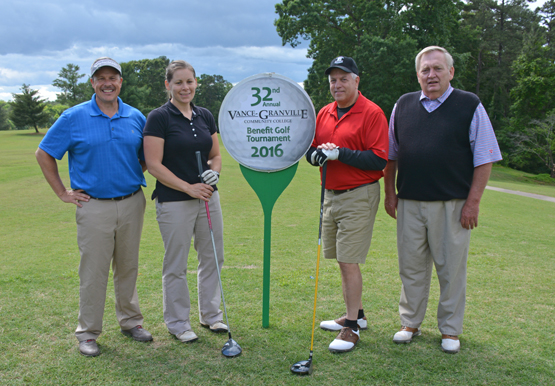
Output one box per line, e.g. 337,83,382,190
394,89,480,201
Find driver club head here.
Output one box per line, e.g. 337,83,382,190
222,338,242,358
290,359,313,375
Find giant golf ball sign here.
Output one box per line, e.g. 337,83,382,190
219,73,316,172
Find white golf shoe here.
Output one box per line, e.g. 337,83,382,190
393,326,421,343
328,327,360,353
176,330,198,343
320,315,368,331
441,335,460,354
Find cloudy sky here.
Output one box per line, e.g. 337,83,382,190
0,0,548,102
0,0,312,102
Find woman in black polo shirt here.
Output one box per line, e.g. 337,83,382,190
143,60,226,343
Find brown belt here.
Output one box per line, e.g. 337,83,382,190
83,188,141,201
326,181,376,195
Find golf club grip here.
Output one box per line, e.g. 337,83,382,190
195,151,214,227
318,163,327,239
195,151,203,181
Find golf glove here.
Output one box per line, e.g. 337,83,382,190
201,169,219,185
323,148,339,161
311,149,328,166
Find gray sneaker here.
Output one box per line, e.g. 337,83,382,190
200,321,228,333
79,339,100,357
121,325,153,342
176,330,198,343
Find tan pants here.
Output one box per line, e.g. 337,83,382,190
322,182,380,264
156,192,224,336
75,190,146,341
397,199,471,336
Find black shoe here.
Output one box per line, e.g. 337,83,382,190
79,339,100,357
121,325,153,342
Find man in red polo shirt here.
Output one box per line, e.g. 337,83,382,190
306,56,389,353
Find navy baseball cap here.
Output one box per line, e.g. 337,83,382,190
90,57,122,77
325,56,359,76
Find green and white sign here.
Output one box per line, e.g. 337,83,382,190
219,73,316,328
219,73,316,172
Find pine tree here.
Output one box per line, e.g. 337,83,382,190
52,64,90,107
10,84,49,133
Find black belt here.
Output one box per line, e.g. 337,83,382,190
84,188,141,201
326,181,377,195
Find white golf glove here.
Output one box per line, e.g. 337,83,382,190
201,169,219,185
323,148,339,161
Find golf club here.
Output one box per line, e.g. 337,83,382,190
290,162,327,375
196,151,242,358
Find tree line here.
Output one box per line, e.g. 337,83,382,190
3,0,554,177
1,56,232,134
275,0,555,177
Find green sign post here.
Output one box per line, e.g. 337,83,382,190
240,164,298,327
219,73,315,327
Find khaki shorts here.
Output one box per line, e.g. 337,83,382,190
322,182,380,264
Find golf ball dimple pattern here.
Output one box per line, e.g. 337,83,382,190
219,73,316,172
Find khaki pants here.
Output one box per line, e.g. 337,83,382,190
75,190,146,341
397,199,471,336
322,182,380,264
156,192,224,336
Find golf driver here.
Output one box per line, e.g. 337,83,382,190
290,162,327,375
195,151,242,358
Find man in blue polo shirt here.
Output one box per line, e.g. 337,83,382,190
36,57,152,357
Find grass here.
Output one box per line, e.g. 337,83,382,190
488,164,555,198
0,129,554,385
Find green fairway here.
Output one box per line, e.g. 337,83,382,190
1,129,554,385
488,164,555,198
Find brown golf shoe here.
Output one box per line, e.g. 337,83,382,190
328,327,360,353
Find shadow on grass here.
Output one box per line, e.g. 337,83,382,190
15,131,44,136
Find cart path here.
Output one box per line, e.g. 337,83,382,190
486,186,555,203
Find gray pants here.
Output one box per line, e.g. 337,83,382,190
156,192,224,336
397,199,471,336
75,190,146,341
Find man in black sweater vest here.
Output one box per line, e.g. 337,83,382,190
383,46,502,354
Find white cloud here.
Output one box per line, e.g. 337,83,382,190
36,86,60,102
227,46,309,63
0,43,311,101
0,67,25,80
0,84,60,102
0,0,312,102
